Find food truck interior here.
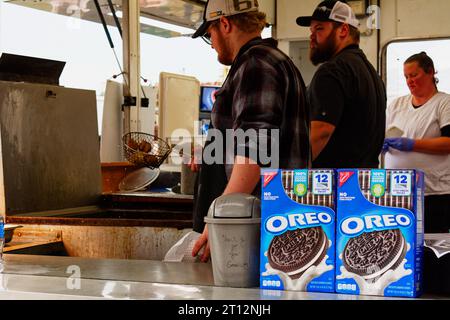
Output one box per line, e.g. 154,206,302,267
0,0,448,300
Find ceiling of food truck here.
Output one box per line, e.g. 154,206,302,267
4,0,206,38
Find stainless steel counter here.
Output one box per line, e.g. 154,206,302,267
0,254,447,300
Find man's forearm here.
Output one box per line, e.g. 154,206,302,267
310,121,335,160
311,134,331,160
223,156,261,195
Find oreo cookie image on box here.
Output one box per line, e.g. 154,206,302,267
260,169,335,293
336,169,424,298
268,227,329,279
343,229,407,283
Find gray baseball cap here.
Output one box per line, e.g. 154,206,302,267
192,0,260,38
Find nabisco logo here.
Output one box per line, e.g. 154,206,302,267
339,171,355,187
263,171,278,187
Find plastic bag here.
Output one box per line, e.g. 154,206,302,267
163,231,204,263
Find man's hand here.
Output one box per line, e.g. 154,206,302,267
192,225,210,262
188,145,203,172
383,137,415,152
188,157,201,172
192,156,260,263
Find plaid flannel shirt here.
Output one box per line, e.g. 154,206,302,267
193,37,310,232
210,37,310,173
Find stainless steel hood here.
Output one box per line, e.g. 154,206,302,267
4,0,207,38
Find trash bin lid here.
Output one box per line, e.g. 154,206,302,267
207,193,261,219
119,167,160,192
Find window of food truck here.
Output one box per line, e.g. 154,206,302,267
385,39,450,107
0,2,230,135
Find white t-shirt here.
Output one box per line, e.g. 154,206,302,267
385,92,450,195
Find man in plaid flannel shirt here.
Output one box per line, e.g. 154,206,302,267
190,0,310,262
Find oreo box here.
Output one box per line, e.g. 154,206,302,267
260,169,335,293
336,169,425,298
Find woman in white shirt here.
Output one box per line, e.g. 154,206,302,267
384,52,450,233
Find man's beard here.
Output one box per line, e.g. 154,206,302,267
217,43,234,66
215,30,233,66
310,30,338,66
218,50,233,66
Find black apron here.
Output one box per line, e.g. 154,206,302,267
192,123,228,232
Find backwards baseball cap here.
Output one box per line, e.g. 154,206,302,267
296,0,360,29
192,0,259,38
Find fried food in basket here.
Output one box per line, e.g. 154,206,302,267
123,132,171,168
144,154,159,166
129,151,145,164
128,152,160,167
139,140,153,153
127,138,139,150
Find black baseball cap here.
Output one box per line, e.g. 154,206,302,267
296,0,360,29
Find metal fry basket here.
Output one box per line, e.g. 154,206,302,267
122,132,172,168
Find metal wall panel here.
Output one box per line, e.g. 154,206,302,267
0,81,102,215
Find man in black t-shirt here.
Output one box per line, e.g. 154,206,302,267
297,0,386,168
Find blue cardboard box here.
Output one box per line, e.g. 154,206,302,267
336,169,424,298
260,169,335,293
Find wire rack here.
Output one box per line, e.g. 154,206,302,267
122,132,172,168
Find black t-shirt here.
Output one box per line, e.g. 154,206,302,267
308,44,386,168
442,124,450,137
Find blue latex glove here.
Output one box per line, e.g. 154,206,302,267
383,137,415,152
381,141,390,153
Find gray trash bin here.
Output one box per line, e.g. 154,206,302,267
204,193,261,288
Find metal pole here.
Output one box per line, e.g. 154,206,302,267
122,0,141,134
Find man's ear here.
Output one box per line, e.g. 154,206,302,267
220,16,232,34
337,23,350,39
